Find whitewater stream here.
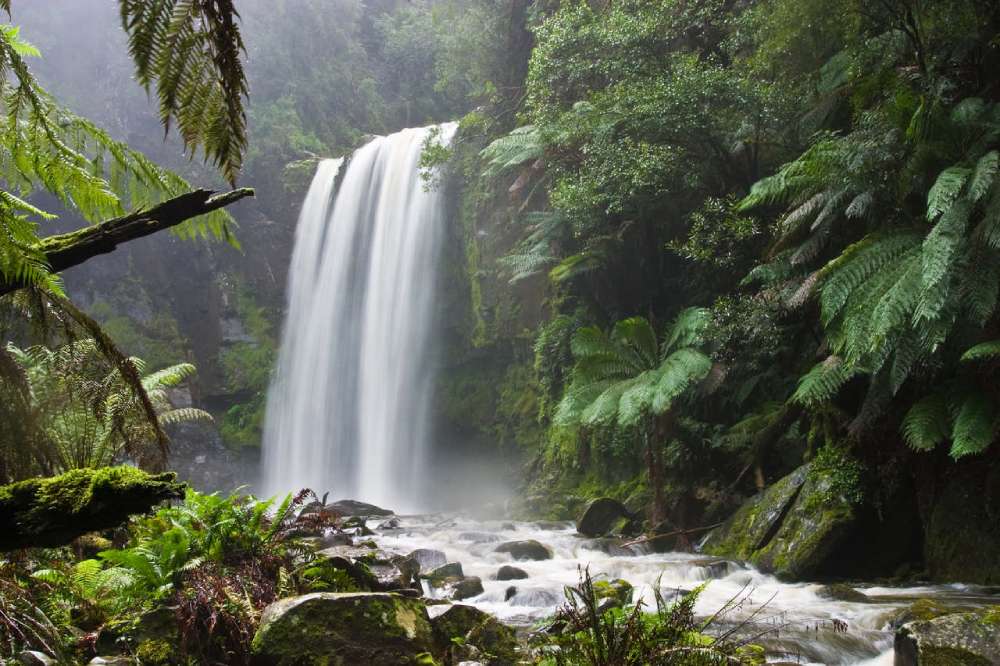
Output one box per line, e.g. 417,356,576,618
367,514,1000,665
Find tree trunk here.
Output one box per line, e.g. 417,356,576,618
0,188,254,297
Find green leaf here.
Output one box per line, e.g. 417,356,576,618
961,340,1000,362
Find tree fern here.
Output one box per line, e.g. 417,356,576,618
118,0,248,184
961,340,1000,362
950,392,996,458
792,356,860,407
902,393,950,451
481,125,543,176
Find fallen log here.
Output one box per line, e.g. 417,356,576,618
0,467,185,551
0,188,255,297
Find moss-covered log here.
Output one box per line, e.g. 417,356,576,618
0,188,255,297
0,467,185,551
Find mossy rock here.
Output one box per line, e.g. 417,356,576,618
923,463,1000,585
749,467,857,580
895,607,1000,665
702,465,809,561
816,584,869,604
0,467,185,551
576,497,632,538
431,604,518,665
250,592,436,665
592,579,633,608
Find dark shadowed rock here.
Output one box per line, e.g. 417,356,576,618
576,497,633,537
505,586,518,601
250,593,435,664
495,540,553,561
327,499,394,517
895,608,1000,665
496,565,529,581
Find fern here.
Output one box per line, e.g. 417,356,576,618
961,340,1000,362
902,393,950,451
119,0,248,184
481,125,543,176
950,392,996,458
926,166,970,221
792,356,860,407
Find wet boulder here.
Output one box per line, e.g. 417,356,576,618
250,592,435,664
448,576,485,601
895,607,1000,665
409,548,448,572
749,467,858,580
702,465,810,560
496,565,529,581
425,562,464,585
495,540,553,561
326,499,394,517
576,497,634,537
816,584,869,604
432,604,518,665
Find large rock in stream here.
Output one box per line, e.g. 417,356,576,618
432,604,518,665
576,497,634,537
494,540,553,561
250,592,436,664
702,460,917,581
895,607,1000,665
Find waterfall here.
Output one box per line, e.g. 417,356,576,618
261,123,457,510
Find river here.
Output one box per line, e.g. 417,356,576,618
368,513,1000,664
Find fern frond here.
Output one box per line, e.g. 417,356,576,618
961,340,1000,362
119,0,248,184
902,393,950,451
792,356,860,407
950,392,996,458
969,150,999,202
926,166,970,221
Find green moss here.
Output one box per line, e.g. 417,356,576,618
0,467,185,550
918,647,991,665
135,638,174,665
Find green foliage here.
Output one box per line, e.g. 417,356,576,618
0,7,245,294
556,310,712,430
536,569,761,665
4,339,209,474
118,0,248,184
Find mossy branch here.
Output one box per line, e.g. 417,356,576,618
0,188,255,297
0,467,185,551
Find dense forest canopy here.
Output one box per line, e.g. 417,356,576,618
1,0,1000,664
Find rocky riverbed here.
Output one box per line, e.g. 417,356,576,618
248,499,1000,665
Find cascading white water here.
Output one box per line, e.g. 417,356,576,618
262,123,457,510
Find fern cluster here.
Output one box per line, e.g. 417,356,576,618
0,16,241,295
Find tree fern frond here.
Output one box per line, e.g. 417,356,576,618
961,340,1000,362
158,407,212,425
819,233,922,326
481,125,543,176
661,307,710,357
969,150,999,202
119,0,248,184
950,392,996,458
792,356,860,407
902,393,950,451
926,166,970,221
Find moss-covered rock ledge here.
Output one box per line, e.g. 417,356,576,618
0,467,185,550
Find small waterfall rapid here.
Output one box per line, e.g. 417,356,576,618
262,123,457,510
